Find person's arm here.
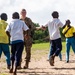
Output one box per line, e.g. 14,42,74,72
5,24,11,37
73,32,75,38
6,31,11,37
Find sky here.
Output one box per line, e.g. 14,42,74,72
0,0,75,26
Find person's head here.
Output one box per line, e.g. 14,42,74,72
52,11,59,18
20,9,26,19
0,13,7,21
12,12,19,19
65,19,71,26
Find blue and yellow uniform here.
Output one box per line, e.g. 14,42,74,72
0,20,11,68
62,25,75,62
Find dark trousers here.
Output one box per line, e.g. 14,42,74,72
11,42,24,67
50,38,62,56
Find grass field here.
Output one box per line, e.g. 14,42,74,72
32,42,66,53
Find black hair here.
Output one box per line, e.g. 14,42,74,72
12,12,19,19
66,19,71,23
66,19,71,24
0,13,7,21
52,11,59,18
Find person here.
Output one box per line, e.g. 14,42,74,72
17,9,41,69
42,11,64,66
0,13,11,70
62,19,75,63
5,12,29,75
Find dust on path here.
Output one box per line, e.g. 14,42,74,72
0,53,75,75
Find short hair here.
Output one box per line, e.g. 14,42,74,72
12,12,19,19
66,19,71,24
0,13,7,21
52,11,59,18
21,9,26,12
21,9,26,14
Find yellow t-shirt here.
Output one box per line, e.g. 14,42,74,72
62,25,75,38
0,20,9,43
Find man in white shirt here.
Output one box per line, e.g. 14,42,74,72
5,12,29,75
42,11,64,66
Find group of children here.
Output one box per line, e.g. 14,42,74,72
0,10,75,75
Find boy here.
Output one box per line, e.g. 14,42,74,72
5,12,29,75
62,20,75,63
42,11,64,66
0,13,11,70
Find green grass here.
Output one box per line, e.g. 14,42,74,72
32,42,73,54
32,42,50,51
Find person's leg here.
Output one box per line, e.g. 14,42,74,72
71,37,75,53
14,42,24,75
58,52,62,61
2,44,11,69
54,38,62,56
66,38,70,63
10,44,16,73
0,44,2,58
49,40,56,66
49,38,62,66
47,47,51,61
24,46,31,69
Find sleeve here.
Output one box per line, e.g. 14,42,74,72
58,22,64,28
29,19,36,31
44,21,50,27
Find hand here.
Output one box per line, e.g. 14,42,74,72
41,25,46,30
24,34,30,40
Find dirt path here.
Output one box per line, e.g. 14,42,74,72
0,53,75,75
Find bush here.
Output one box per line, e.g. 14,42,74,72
33,39,46,43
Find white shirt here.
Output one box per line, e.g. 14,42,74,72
45,18,64,40
5,19,29,41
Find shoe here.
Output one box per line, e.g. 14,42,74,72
7,65,10,69
23,66,28,69
47,59,49,61
49,55,54,66
60,59,62,61
9,68,13,73
13,71,17,75
66,60,69,63
17,66,22,69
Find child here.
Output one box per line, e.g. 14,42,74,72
42,11,64,66
5,12,29,75
0,13,11,70
62,20,75,63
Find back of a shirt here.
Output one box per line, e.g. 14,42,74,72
46,18,63,40
0,20,9,43
6,19,29,41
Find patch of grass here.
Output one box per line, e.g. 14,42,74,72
0,73,8,75
32,42,73,54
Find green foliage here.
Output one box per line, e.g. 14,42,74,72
33,29,49,43
33,23,40,27
32,22,66,43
